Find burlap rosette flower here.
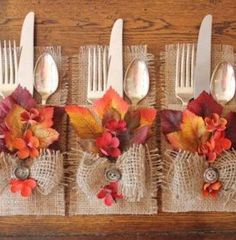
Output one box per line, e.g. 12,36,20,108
66,88,156,207
161,92,236,211
0,86,63,199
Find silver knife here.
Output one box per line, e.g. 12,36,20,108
18,12,35,94
194,14,212,98
107,19,123,97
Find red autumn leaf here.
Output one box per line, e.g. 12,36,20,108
160,109,183,134
187,91,223,118
65,105,103,139
10,85,36,110
131,126,149,144
93,87,129,119
0,96,15,123
225,112,236,149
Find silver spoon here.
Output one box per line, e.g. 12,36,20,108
124,58,149,105
34,53,59,105
210,61,235,105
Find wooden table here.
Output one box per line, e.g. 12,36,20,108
0,0,236,239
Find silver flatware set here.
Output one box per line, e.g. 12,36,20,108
175,14,236,105
1,13,235,107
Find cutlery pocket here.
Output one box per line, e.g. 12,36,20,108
66,45,161,215
0,46,69,216
160,43,236,212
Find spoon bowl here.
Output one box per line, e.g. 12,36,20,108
34,53,59,105
210,61,235,105
124,58,149,105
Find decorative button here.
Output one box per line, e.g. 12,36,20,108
105,168,121,182
14,166,30,180
203,167,219,183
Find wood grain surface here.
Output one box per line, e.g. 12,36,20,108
0,0,236,239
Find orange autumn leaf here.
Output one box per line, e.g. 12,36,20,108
93,87,129,119
5,104,25,137
65,105,103,139
4,132,16,151
138,108,157,126
37,107,54,128
31,125,59,148
167,110,207,152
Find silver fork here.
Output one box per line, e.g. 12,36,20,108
87,45,108,103
175,43,195,105
0,40,18,97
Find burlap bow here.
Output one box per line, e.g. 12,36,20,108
76,144,146,202
0,149,63,196
165,149,236,209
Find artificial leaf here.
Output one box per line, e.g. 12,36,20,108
138,108,157,126
10,86,36,110
65,105,103,139
0,138,6,152
5,104,25,137
131,126,149,144
166,110,207,152
124,109,141,131
0,86,36,139
187,91,223,118
93,87,129,119
4,132,16,151
0,96,15,137
37,107,54,128
32,125,59,148
225,112,236,149
0,96,15,122
160,109,183,134
102,108,121,125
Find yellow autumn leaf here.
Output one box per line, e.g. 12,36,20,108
167,110,208,152
65,105,103,139
5,104,25,137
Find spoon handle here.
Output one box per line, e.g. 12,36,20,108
41,98,47,105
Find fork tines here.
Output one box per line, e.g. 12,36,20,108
0,40,18,84
87,45,108,103
175,43,195,105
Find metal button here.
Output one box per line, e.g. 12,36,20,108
14,166,30,180
105,168,121,182
203,167,219,183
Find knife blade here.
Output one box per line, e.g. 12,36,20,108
18,12,35,95
194,14,212,98
107,19,123,97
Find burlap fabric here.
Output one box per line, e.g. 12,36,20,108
67,45,161,215
0,46,68,215
161,44,236,212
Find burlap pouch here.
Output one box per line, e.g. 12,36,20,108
67,45,161,215
0,46,68,215
160,44,236,212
